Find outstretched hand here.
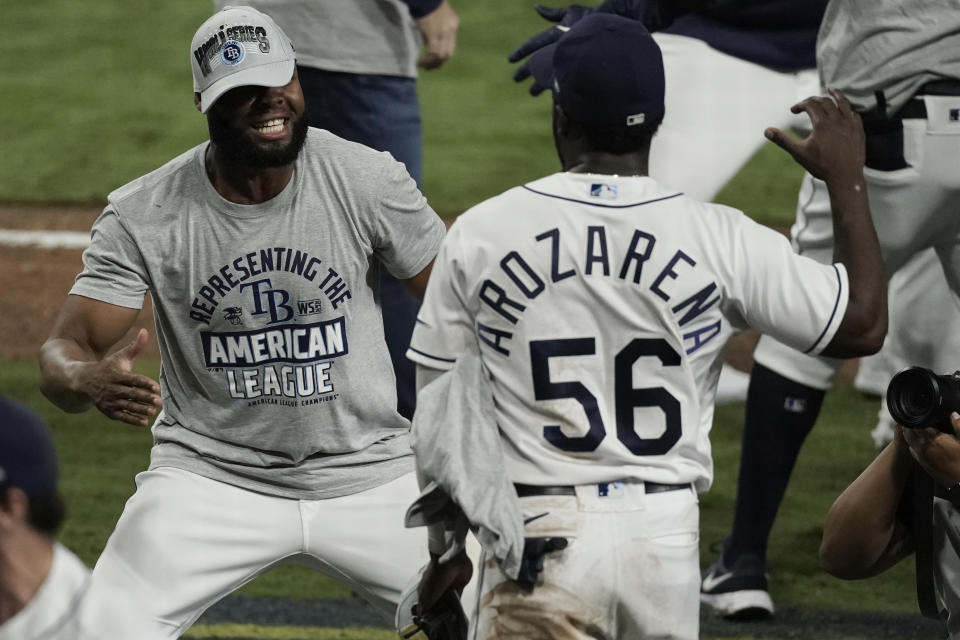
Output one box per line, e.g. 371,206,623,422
765,89,866,185
81,328,162,427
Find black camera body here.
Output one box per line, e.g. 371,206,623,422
886,367,960,433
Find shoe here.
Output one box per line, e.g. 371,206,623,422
700,552,774,620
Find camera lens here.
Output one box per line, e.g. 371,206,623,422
887,367,940,428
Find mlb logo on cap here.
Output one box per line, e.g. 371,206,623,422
191,6,297,113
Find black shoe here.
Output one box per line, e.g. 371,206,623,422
700,552,774,620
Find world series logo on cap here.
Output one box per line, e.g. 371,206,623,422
221,41,245,66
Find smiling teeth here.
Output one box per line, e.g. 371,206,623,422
254,118,285,134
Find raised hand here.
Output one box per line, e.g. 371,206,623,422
764,89,866,185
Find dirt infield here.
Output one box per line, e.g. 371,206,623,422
0,204,860,383
0,205,158,360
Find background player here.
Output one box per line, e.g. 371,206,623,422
407,13,885,639
216,0,460,420
37,6,458,636
702,0,960,619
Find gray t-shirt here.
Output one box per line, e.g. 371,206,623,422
71,128,446,498
215,0,422,77
817,0,960,113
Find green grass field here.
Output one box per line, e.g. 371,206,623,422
2,0,802,225
0,355,920,616
0,0,923,638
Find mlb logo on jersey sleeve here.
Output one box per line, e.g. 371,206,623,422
590,183,618,200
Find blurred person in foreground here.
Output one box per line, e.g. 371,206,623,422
0,396,87,640
821,411,960,638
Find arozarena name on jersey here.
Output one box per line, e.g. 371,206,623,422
477,226,721,356
201,318,347,400
190,248,351,325
194,24,270,77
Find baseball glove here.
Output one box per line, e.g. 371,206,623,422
397,589,468,640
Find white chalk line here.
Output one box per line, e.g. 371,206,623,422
0,230,90,249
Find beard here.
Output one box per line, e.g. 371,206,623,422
207,110,308,169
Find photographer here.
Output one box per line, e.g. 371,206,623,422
820,410,960,636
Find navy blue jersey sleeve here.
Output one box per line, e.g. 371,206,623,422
660,0,827,71
401,0,443,19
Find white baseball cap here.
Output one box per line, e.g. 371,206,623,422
190,6,296,113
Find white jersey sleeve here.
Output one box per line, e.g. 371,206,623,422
406,221,474,370
717,211,848,356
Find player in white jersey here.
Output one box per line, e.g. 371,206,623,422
509,0,829,406
405,14,885,640
37,6,471,637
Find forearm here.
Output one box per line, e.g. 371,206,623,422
820,436,913,578
38,338,100,412
823,173,887,357
415,363,450,554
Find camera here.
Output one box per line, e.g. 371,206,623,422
886,367,960,433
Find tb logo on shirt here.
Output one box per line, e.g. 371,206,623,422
240,278,294,324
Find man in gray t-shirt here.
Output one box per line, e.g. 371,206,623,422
218,0,460,423
38,6,463,637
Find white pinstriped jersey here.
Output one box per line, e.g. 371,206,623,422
407,172,848,491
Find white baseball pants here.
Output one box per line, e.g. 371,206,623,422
470,482,700,640
78,466,432,638
649,33,819,202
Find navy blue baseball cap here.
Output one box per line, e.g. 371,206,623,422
552,13,665,131
0,397,59,498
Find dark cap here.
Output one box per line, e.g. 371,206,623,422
553,13,665,131
0,397,59,498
